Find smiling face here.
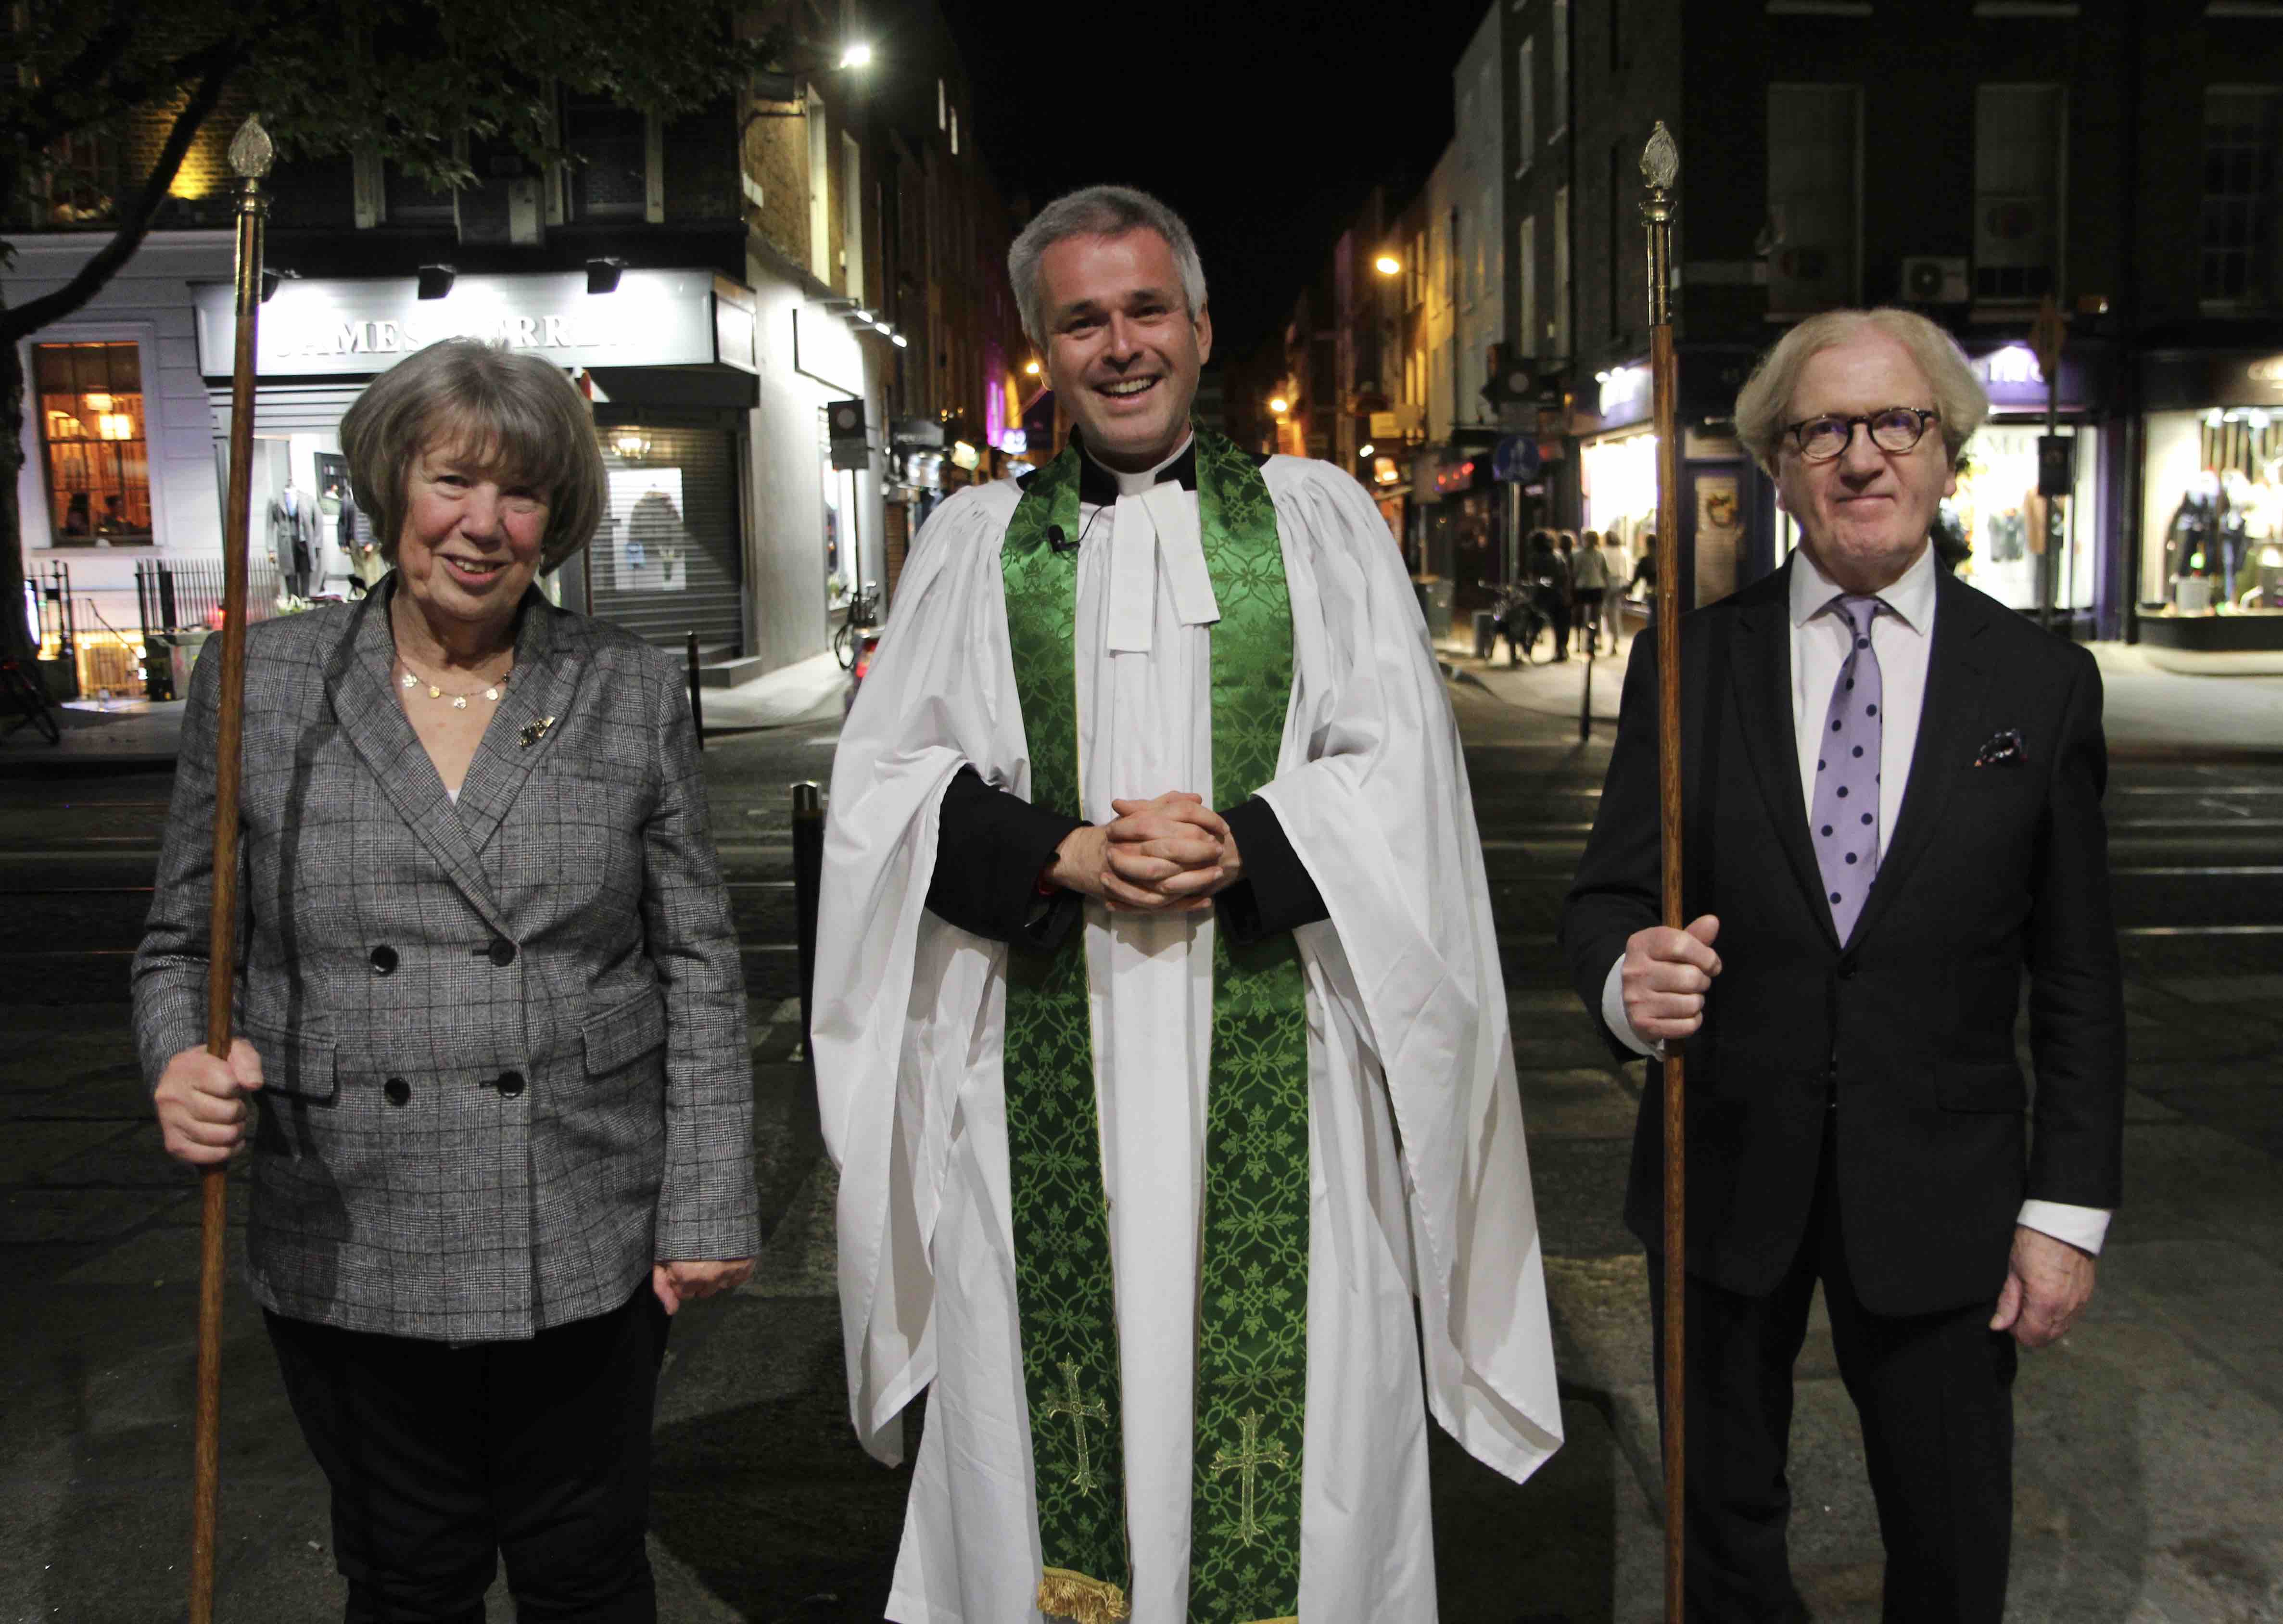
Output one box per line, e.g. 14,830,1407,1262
1038,228,1210,471
392,435,550,646
1774,333,1957,594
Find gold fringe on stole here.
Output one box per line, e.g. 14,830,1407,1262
1036,1567,1131,1624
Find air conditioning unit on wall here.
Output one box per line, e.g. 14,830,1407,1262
1900,256,1970,305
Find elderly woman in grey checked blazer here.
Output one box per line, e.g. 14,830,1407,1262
132,338,759,1624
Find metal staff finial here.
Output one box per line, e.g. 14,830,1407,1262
228,114,275,183
1640,122,1679,328
1641,120,1678,193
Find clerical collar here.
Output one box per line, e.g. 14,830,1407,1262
1076,430,1197,507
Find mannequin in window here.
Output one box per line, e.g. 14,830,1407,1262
268,477,318,599
2168,470,2221,602
2221,468,2256,604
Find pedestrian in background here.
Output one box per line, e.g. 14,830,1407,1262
1561,306,2123,1622
135,338,758,1624
1598,528,1631,647
1570,525,1612,655
1528,527,1572,661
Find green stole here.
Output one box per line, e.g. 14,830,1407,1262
999,427,1312,1624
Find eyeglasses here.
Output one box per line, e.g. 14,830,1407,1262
1782,406,1941,463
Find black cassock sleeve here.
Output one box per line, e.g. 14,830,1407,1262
1216,795,1330,945
923,769,1329,952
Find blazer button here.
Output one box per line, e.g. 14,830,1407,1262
1837,955,1858,980
488,939,517,967
495,1069,526,1098
369,944,398,975
384,1077,411,1106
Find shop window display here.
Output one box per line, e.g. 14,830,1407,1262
1775,421,2096,613
2141,409,2283,615
1940,423,2096,612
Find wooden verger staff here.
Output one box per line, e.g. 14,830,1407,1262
1639,118,1687,1624
190,112,273,1624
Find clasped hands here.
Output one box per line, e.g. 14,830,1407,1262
1050,790,1242,913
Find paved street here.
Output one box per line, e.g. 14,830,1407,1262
2,645,2280,1622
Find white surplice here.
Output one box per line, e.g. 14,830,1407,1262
814,447,1561,1624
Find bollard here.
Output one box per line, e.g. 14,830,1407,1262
686,630,705,751
1580,636,1596,743
791,780,825,1061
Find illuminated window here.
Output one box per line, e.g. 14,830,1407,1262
34,342,150,546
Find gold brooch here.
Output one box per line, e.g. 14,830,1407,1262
519,716,556,748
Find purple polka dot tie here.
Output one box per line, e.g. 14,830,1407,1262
1812,595,1884,943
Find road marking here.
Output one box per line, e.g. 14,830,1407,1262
1,850,164,862
2111,866,2283,877
2110,818,2283,831
2118,925,2283,937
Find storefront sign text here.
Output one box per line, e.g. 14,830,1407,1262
194,270,734,378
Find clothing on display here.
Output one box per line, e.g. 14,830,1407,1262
268,482,318,599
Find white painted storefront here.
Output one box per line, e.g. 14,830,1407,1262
12,233,887,683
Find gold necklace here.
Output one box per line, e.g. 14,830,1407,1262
395,656,510,710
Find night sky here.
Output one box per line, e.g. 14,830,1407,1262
938,0,1498,367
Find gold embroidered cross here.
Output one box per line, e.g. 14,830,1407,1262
1210,1409,1290,1546
1040,1359,1107,1493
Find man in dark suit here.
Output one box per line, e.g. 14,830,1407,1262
1560,308,2125,1623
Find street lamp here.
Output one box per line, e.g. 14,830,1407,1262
1269,395,1290,416
1024,359,1042,376
1359,442,1375,459
1374,254,1401,277
839,41,874,68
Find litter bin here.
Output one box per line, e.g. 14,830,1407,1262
159,629,210,701
1414,576,1453,641
1472,609,1497,660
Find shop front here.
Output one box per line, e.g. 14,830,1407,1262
192,267,762,657
1954,343,2109,634
1580,360,1756,612
2137,349,2283,653
1759,341,2117,636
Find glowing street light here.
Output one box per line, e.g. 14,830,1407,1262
1359,443,1375,459
1269,395,1290,416
1024,359,1041,376
1374,254,1401,277
839,42,874,68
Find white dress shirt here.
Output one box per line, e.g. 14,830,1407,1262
1598,545,2109,1256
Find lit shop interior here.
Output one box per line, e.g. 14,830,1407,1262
1770,346,2102,619
2141,407,2283,619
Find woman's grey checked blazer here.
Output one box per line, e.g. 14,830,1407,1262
132,579,760,1342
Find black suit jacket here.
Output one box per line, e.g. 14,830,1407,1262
1560,561,2125,1317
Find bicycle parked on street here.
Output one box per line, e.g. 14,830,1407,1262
833,579,881,671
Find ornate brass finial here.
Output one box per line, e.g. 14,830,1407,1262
1641,121,1678,192
228,116,275,182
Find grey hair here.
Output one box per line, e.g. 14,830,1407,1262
1733,307,1990,476
339,338,607,573
1007,184,1209,351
